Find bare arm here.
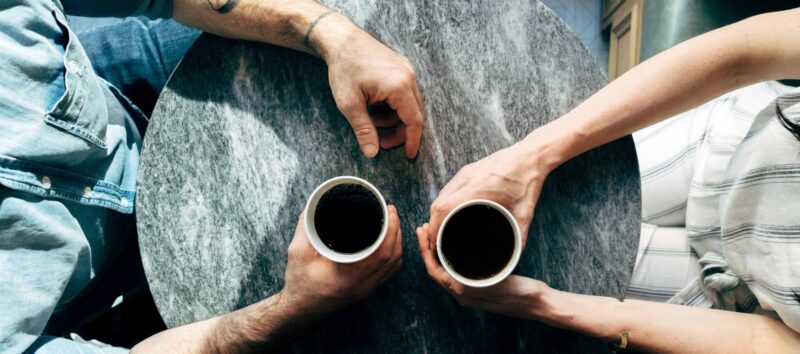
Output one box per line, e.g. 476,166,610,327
172,0,345,57
426,8,800,265
133,208,403,353
421,9,800,352
170,0,425,159
131,292,316,353
537,288,800,353
521,8,800,172
415,225,800,353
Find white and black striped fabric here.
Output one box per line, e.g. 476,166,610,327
626,82,800,332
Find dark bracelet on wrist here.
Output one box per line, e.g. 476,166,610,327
303,10,337,52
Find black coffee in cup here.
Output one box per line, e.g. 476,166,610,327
440,205,515,280
314,183,384,254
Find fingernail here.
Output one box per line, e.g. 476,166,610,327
363,144,378,157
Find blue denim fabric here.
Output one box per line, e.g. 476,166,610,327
1,187,133,354
74,17,201,117
0,0,198,352
0,0,144,214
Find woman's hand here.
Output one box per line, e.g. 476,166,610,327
415,223,549,319
426,141,553,247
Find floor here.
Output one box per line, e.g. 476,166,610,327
540,0,609,73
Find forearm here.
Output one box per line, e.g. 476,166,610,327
172,0,356,60
531,288,800,353
132,291,320,353
518,9,800,172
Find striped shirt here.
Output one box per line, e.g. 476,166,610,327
628,82,800,332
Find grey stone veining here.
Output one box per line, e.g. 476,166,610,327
137,0,641,352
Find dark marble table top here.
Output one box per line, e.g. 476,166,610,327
136,0,641,352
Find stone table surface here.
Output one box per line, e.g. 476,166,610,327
137,0,641,352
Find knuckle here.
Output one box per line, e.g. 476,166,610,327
377,254,390,265
407,67,417,81
400,71,415,86
452,286,465,297
459,164,475,174
388,78,406,93
425,267,435,278
378,248,393,262
431,200,446,214
353,126,374,138
337,99,360,114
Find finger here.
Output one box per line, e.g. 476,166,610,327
353,205,400,286
415,224,451,287
393,206,403,259
369,103,402,128
364,204,400,268
381,205,401,259
404,123,423,159
288,213,314,259
408,80,426,159
340,96,379,158
427,202,447,247
376,252,403,286
386,90,423,159
411,82,424,120
513,203,537,249
368,207,403,285
373,113,401,128
380,123,407,150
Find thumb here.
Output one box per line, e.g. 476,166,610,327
339,97,379,158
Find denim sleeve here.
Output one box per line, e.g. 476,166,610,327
61,0,173,19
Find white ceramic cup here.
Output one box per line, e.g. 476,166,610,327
436,199,522,288
304,176,389,263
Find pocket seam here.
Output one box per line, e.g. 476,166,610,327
45,7,107,149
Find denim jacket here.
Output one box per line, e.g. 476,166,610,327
0,0,173,352
0,0,171,214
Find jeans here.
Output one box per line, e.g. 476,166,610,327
71,16,201,116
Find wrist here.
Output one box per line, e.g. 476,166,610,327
304,12,363,62
277,286,345,322
531,287,626,342
515,119,584,175
525,283,558,322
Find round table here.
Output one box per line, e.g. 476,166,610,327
136,0,641,352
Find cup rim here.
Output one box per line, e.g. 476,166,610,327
304,176,389,264
436,199,523,288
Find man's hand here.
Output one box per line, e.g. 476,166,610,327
133,208,402,353
425,142,551,248
415,223,548,318
173,0,425,159
281,205,404,317
311,14,425,159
